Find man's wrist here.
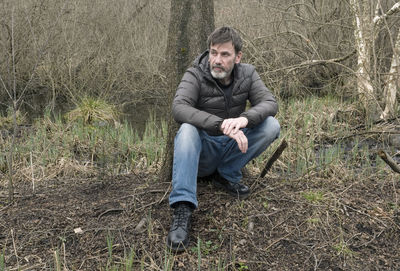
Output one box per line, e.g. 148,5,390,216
240,116,248,127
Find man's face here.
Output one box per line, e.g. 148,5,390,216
209,41,242,83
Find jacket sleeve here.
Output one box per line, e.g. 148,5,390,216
239,69,278,128
172,69,223,134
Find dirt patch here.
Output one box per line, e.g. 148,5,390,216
1,171,400,270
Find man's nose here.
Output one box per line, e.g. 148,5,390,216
215,54,222,64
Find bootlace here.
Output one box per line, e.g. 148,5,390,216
172,205,191,230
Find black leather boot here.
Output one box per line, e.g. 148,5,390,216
212,173,250,199
166,202,193,252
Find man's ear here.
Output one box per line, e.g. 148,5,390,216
235,51,242,64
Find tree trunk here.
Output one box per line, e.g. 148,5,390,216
350,0,400,121
381,25,400,119
350,0,382,121
159,0,214,181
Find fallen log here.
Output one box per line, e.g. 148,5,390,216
377,150,400,174
260,139,287,178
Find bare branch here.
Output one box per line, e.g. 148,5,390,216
373,2,400,26
378,150,400,174
16,1,69,107
264,59,355,77
11,7,16,102
284,3,318,16
127,1,150,24
0,74,12,101
260,139,288,178
287,50,356,73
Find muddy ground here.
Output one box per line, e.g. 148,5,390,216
1,169,400,270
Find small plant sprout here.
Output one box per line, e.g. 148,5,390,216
307,217,320,225
333,240,354,257
302,191,325,203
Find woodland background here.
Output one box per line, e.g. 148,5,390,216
1,0,400,270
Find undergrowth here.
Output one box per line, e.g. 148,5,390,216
253,95,391,178
0,95,398,270
0,95,395,186
0,108,167,184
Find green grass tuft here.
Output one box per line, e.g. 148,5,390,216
66,96,119,125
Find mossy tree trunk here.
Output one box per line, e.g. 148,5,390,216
159,0,214,181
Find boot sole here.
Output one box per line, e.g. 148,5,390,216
166,237,189,252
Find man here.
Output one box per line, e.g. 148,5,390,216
166,26,280,252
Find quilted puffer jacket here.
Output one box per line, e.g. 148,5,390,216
172,50,278,135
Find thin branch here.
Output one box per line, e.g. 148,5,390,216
11,8,16,102
287,50,356,73
260,139,288,178
11,229,19,268
263,57,356,76
127,1,150,24
284,30,322,59
0,22,13,100
16,1,69,107
378,150,400,174
301,49,356,65
0,73,12,101
373,2,400,26
7,7,16,202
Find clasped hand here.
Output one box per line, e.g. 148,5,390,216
220,117,248,153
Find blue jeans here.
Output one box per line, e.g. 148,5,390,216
169,116,280,208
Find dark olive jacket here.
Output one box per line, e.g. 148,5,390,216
172,50,278,135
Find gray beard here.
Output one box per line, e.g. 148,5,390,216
210,69,228,80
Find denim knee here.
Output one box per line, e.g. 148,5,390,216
258,116,280,141
175,123,200,142
267,116,280,139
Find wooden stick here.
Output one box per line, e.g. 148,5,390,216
260,139,288,178
378,150,400,174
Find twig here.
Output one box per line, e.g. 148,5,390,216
118,189,167,200
30,151,35,193
373,2,400,26
97,208,124,219
136,200,161,212
340,202,390,228
264,221,306,251
287,49,357,73
260,139,288,178
19,264,45,271
11,229,19,269
377,150,400,174
158,183,171,204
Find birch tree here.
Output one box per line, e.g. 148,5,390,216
376,2,400,119
350,0,400,120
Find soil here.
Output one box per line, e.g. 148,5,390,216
1,170,400,270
